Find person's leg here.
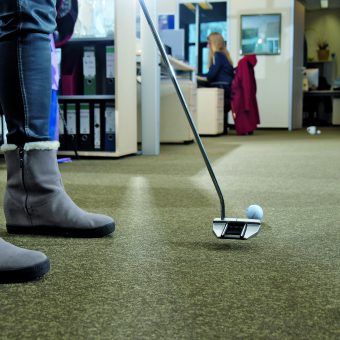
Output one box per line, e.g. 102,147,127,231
0,238,49,284
0,0,114,283
0,0,55,283
0,0,56,145
0,0,114,237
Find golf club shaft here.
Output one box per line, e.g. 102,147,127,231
138,0,226,219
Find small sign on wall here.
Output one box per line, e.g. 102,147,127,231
158,14,175,30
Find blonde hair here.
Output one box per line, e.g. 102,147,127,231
208,32,233,67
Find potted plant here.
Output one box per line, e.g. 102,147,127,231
317,39,330,61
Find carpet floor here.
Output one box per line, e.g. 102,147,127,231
0,128,339,339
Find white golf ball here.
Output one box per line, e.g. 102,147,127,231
246,204,264,220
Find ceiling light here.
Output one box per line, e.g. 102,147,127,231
320,0,328,8
184,3,196,11
199,2,213,10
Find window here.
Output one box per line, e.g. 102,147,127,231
240,14,281,55
73,0,114,38
179,2,228,73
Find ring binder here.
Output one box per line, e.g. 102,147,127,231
105,46,115,94
104,104,116,152
79,103,92,150
83,46,97,95
66,103,77,151
94,104,102,150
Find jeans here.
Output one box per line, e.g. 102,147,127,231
0,0,56,145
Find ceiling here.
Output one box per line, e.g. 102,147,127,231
303,0,340,10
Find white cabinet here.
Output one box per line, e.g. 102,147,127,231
197,88,224,135
159,79,197,143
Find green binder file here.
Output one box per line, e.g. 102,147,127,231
83,46,97,95
105,46,115,94
79,103,91,150
66,103,77,150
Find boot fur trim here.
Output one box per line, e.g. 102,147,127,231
0,144,18,152
24,141,60,151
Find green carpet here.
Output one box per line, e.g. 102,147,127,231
0,128,339,339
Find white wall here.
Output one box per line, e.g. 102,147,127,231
158,1,177,14
157,0,295,128
229,1,293,128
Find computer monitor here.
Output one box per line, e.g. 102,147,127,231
164,44,172,55
305,68,319,90
159,29,185,60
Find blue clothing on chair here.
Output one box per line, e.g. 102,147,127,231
204,51,234,86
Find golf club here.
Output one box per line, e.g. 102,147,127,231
138,0,261,240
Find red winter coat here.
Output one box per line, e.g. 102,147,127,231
231,55,260,135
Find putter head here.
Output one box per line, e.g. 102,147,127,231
213,218,261,240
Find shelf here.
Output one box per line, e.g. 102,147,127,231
58,95,115,102
57,150,135,158
68,37,114,43
307,60,334,64
304,90,340,97
55,2,137,159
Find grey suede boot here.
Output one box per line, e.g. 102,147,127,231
0,238,49,283
1,141,115,237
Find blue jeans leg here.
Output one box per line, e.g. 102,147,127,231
0,0,56,145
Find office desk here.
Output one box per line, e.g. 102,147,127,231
167,55,195,72
304,90,340,97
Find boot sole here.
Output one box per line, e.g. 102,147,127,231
0,259,50,284
6,222,115,238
